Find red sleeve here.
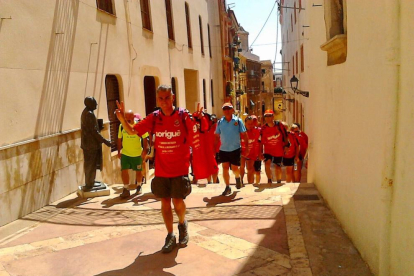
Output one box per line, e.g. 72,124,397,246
133,113,154,137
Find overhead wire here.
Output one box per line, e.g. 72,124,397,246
250,0,278,47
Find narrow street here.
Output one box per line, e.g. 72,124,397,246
0,169,372,276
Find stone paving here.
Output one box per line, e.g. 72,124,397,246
0,171,373,276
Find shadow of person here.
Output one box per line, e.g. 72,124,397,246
254,183,283,193
55,196,88,208
203,191,243,207
112,186,124,195
101,194,136,208
132,192,160,206
96,249,179,276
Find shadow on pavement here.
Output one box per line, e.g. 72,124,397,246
55,196,88,208
101,192,142,208
202,192,242,207
95,249,179,276
111,186,124,195
132,192,160,206
254,183,283,193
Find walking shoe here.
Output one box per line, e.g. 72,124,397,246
268,179,272,184
236,177,242,189
221,186,231,196
161,233,177,253
120,188,130,199
277,180,282,184
135,185,142,195
178,220,189,247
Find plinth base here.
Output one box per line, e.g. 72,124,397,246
77,182,110,198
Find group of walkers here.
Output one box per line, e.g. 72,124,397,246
114,84,308,254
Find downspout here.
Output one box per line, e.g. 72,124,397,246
124,0,137,97
379,1,400,275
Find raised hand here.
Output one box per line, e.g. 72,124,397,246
194,103,204,119
115,101,125,122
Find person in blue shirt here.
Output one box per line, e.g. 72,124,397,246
214,103,249,196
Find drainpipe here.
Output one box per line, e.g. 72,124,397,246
379,1,400,275
124,0,137,96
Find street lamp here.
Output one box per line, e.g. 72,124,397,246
290,75,310,97
290,75,299,92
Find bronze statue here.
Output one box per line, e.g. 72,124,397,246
81,97,111,191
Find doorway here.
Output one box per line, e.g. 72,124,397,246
144,76,157,115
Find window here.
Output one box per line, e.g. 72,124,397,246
140,0,152,31
207,24,212,58
211,79,214,107
321,0,347,65
299,0,302,13
165,0,174,40
291,14,293,32
300,44,304,72
292,56,295,77
105,75,121,152
96,0,115,15
171,77,177,106
185,2,192,48
296,51,298,74
199,16,204,55
203,79,206,108
294,2,296,23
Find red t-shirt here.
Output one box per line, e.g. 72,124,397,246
294,132,308,158
134,108,193,178
284,132,299,159
189,116,212,180
261,124,284,157
241,127,261,160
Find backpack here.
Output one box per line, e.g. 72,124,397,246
274,120,289,148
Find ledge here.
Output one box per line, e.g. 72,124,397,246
320,34,347,66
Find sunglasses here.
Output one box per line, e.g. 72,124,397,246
222,107,233,110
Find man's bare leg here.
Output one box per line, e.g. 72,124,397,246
265,159,273,183
294,160,303,182
286,166,294,183
173,198,188,246
161,198,174,234
172,198,186,224
222,162,231,186
275,165,282,183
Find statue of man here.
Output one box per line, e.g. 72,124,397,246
81,97,111,191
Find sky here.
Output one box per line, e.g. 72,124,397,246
231,0,283,71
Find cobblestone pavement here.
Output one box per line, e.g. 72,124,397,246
0,171,372,276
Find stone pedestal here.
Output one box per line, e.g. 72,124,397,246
77,181,110,198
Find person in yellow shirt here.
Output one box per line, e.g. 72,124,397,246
117,110,149,198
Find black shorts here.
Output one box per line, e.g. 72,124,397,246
151,175,192,199
283,157,294,167
254,160,262,172
263,154,283,167
219,148,241,166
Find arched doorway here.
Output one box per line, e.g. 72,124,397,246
144,76,157,115
105,75,122,152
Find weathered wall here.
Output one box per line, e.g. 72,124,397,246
302,0,414,275
389,1,414,275
0,0,222,226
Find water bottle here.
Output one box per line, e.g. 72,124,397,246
294,163,298,171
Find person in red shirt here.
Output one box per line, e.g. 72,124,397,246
115,85,203,254
292,123,308,182
260,110,286,184
206,114,220,184
240,116,261,184
282,122,300,183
